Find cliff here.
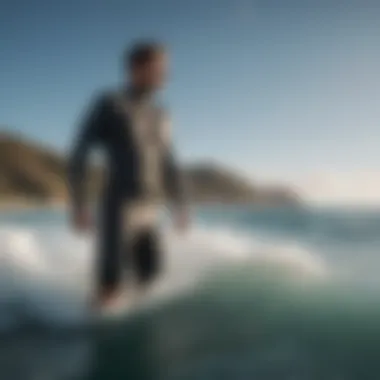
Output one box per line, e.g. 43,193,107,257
0,132,300,206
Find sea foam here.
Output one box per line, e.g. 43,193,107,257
0,224,326,332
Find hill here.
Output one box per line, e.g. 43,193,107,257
0,132,300,206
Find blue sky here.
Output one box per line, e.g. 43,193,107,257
1,0,380,202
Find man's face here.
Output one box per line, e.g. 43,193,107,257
132,52,168,91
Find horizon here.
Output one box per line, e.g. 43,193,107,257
3,129,380,207
1,1,380,204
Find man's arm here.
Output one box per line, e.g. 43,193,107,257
161,111,189,230
67,94,107,219
163,147,187,207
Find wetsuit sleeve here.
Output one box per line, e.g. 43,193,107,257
67,94,108,213
161,112,187,207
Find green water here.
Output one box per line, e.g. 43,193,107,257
2,207,380,379
84,265,380,380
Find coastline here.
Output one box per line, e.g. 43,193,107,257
0,199,67,212
0,198,300,213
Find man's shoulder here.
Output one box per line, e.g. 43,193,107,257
87,87,132,118
90,88,170,117
94,87,123,106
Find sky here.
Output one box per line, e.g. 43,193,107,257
1,0,380,204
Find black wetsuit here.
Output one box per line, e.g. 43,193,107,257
67,87,185,291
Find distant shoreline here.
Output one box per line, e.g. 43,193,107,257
0,132,301,210
0,198,301,213
0,200,67,212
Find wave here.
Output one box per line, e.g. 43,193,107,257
2,224,380,379
0,224,327,332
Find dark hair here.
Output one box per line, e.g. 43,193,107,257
124,40,165,70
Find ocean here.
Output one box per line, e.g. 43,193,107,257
1,205,380,379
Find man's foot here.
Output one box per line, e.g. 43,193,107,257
90,288,124,313
132,282,153,308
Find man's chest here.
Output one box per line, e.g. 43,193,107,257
112,96,168,149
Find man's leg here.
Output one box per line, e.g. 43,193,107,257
94,194,124,310
131,226,162,293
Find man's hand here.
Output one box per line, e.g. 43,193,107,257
172,207,190,234
71,208,93,233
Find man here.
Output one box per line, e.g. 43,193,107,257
68,41,189,310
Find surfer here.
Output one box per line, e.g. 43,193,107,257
67,41,189,310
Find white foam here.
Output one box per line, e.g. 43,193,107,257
0,224,327,331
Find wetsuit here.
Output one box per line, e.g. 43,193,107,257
67,87,186,291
